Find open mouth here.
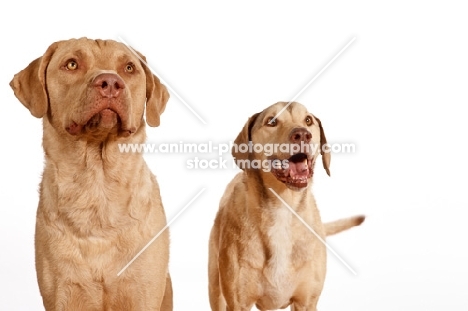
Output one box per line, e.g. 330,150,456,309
271,153,313,189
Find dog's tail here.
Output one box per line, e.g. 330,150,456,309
324,215,365,236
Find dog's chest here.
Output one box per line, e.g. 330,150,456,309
262,207,294,294
257,205,318,309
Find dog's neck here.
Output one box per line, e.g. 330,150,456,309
39,120,158,236
245,169,311,212
41,119,148,185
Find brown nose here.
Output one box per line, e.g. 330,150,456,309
93,73,125,98
289,127,312,144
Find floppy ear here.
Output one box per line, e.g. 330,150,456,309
9,42,58,118
136,52,169,127
315,116,331,176
232,112,259,169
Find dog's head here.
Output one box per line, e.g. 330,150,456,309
10,37,168,141
232,102,330,191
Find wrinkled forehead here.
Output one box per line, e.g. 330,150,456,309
281,102,311,121
49,38,139,69
252,102,316,130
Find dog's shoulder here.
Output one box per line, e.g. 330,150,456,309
219,172,245,210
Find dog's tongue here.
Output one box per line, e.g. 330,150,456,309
288,160,309,178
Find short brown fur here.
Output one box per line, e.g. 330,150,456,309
208,102,364,311
10,38,172,310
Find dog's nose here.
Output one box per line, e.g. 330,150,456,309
93,73,125,98
289,127,312,144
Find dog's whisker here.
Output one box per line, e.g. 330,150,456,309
268,187,358,276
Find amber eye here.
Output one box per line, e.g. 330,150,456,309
66,60,78,70
266,117,277,127
305,116,313,126
125,63,134,73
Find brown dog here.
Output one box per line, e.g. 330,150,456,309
10,38,172,310
208,102,364,311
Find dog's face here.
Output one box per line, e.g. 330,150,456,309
232,102,330,190
10,37,168,141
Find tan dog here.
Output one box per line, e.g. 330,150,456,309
10,38,172,310
208,102,364,311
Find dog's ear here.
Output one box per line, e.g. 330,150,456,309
136,52,169,127
315,116,331,176
232,112,259,169
10,42,58,118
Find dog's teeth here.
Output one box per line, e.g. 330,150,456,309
303,159,308,168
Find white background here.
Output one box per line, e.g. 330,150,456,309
1,1,467,310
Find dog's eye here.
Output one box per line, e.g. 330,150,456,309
66,60,78,71
125,63,135,73
266,117,277,127
305,116,313,126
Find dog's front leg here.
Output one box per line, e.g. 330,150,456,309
218,253,260,311
291,296,319,311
